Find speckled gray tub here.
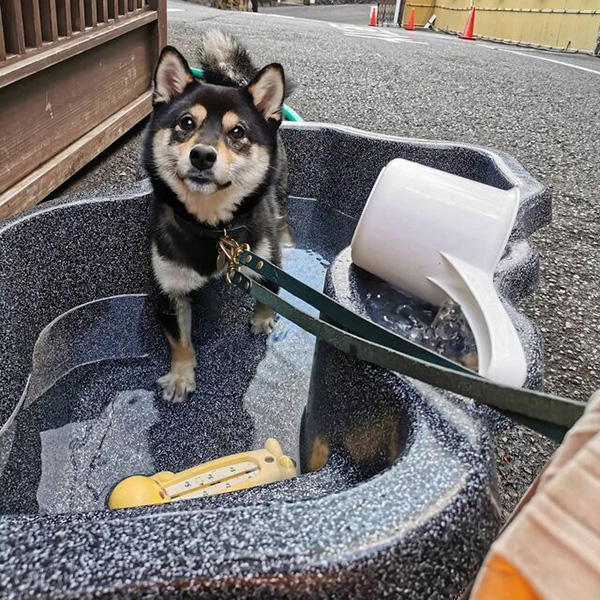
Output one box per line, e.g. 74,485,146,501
0,123,550,599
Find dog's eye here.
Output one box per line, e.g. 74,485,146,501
229,125,246,140
178,115,195,132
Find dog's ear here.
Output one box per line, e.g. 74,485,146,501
246,64,285,124
153,47,195,105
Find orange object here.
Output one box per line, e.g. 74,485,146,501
369,6,377,27
405,8,415,31
460,7,476,40
472,555,542,600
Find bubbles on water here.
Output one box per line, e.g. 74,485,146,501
364,282,478,370
427,300,478,368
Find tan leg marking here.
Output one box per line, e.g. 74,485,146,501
157,297,197,404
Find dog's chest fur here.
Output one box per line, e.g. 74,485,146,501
151,199,276,279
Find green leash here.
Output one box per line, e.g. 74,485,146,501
218,237,586,443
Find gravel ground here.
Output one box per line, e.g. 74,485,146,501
56,2,599,519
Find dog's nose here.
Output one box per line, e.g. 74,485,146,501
189,145,217,171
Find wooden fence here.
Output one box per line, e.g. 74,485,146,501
401,1,600,54
0,0,166,218
0,1,158,61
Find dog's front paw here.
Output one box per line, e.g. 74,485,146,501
251,313,275,335
157,368,196,404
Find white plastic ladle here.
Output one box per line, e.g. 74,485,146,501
351,158,527,387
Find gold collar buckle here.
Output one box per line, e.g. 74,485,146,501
218,232,251,284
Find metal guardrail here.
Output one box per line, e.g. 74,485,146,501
377,0,402,26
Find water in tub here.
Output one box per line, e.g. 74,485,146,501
0,198,477,515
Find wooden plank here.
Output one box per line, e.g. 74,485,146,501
22,0,44,48
0,8,6,61
98,0,108,22
149,0,166,50
108,0,118,19
85,0,98,27
0,25,154,194
0,91,151,219
40,0,60,41
0,0,27,54
57,0,73,36
70,0,85,30
0,11,156,89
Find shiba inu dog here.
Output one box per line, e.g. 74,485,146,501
143,31,289,404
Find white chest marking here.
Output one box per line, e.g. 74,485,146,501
151,244,208,296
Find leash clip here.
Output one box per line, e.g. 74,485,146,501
218,232,250,284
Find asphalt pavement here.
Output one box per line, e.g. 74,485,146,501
261,2,375,24
58,1,600,519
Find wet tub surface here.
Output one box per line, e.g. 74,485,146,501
0,197,358,515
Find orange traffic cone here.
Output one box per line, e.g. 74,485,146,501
460,7,476,40
405,8,415,31
369,6,377,27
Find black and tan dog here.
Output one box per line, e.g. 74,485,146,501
143,31,289,404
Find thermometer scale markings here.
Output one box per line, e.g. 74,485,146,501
166,461,258,497
171,470,259,501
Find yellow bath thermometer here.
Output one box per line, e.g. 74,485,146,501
108,438,297,510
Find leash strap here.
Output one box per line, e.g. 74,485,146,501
219,239,585,442
242,249,473,374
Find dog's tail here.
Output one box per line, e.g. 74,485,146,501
197,30,257,88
